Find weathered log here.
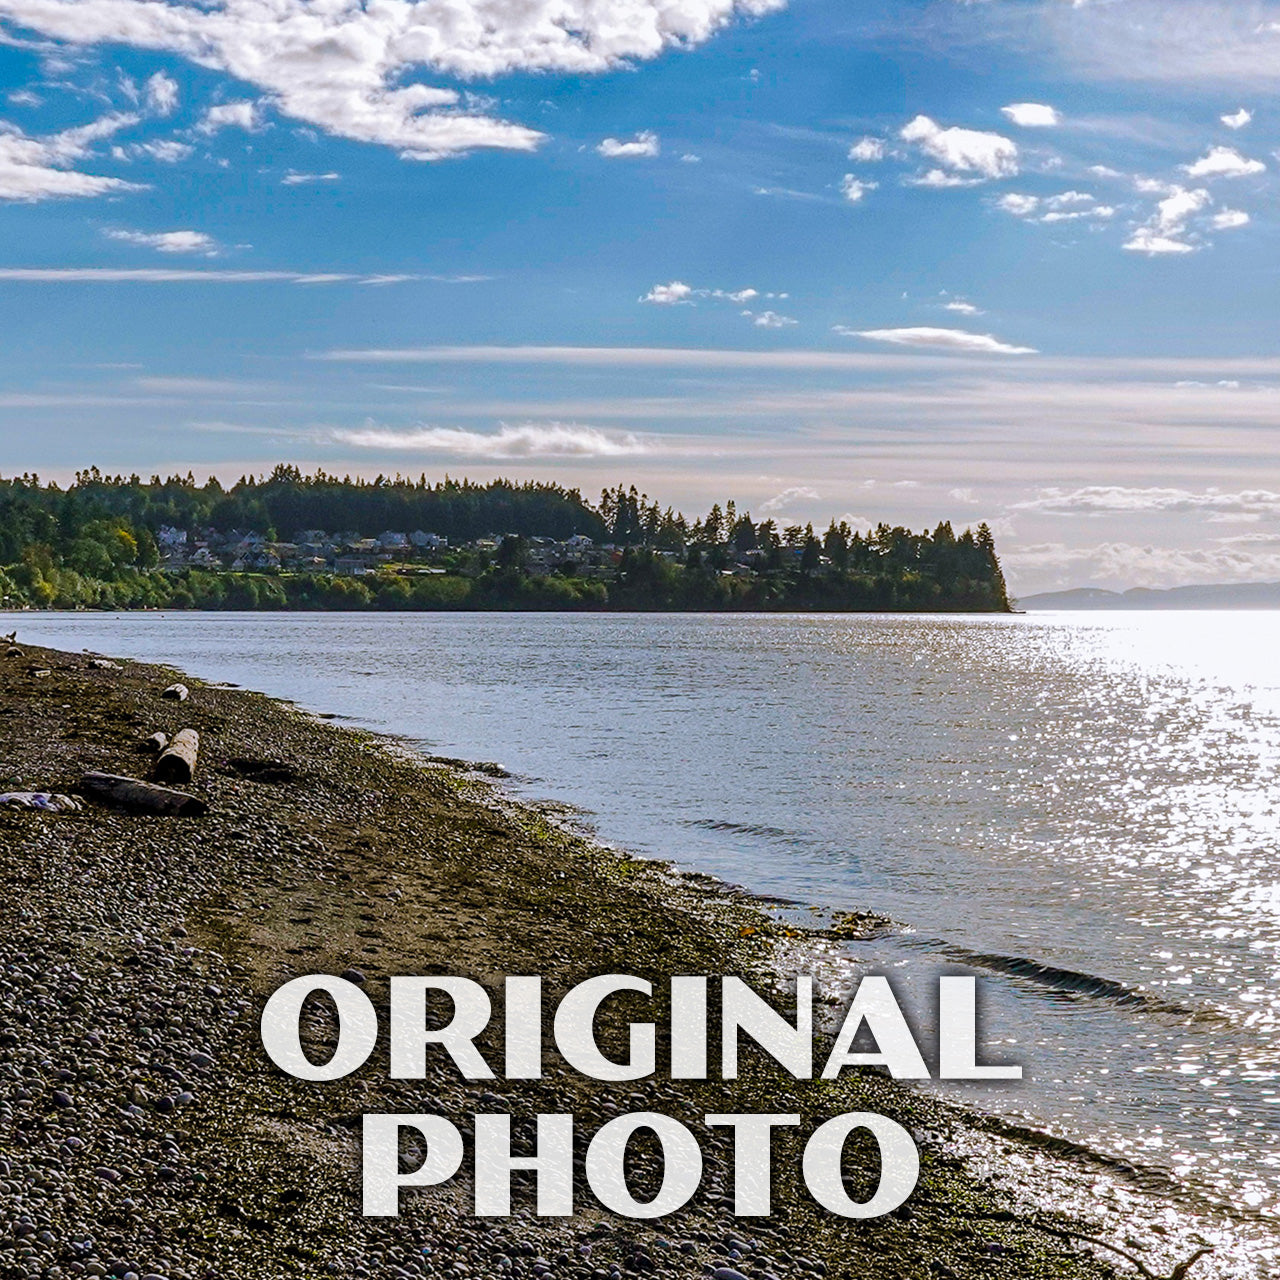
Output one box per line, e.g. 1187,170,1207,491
89,658,122,671
80,771,207,817
161,683,189,701
140,731,169,755
154,729,200,785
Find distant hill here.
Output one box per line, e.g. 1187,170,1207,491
1019,582,1280,610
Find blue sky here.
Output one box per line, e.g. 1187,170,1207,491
2,0,1280,593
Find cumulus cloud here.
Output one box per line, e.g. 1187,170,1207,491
900,114,1017,182
1221,107,1253,130
999,190,1114,225
749,309,795,328
597,130,659,158
1212,208,1250,230
145,71,178,115
1182,146,1266,179
198,100,261,135
641,280,694,305
1001,102,1060,128
760,485,818,513
839,173,875,203
0,111,142,201
105,228,219,255
0,0,779,159
943,299,982,316
642,281,785,313
848,135,885,162
334,421,650,458
834,325,1036,355
997,192,1040,217
1124,185,1212,255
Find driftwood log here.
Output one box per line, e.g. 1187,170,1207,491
81,771,207,817
140,731,169,754
161,683,189,701
154,729,200,785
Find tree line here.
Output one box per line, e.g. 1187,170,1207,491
0,468,1010,613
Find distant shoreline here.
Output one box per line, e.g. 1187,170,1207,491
1020,581,1280,611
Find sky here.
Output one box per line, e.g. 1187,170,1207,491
2,0,1280,595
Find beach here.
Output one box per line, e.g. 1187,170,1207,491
0,637,1219,1280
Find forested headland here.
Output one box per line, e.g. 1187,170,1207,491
0,467,1010,612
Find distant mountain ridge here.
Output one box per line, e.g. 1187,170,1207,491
1019,582,1280,610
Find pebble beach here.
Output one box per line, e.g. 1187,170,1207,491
0,637,1178,1280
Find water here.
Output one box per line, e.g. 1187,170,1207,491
16,609,1280,1229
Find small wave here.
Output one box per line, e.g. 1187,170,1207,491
685,817,813,844
910,941,1224,1023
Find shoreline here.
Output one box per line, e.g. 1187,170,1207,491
0,639,1254,1279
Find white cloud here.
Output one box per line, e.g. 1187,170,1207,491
105,228,219,255
597,130,659,158
749,310,796,328
760,485,818,513
0,268,456,283
1001,102,1061,128
839,173,875,203
643,281,786,313
641,280,694,305
834,325,1036,355
334,421,650,458
1124,185,1212,255
1221,107,1253,130
1013,486,1280,517
1121,231,1193,255
113,138,193,163
997,192,1040,217
680,152,701,163
1182,146,1265,179
907,168,987,189
282,169,339,185
198,100,261,135
943,300,983,316
848,135,885,162
1006,540,1280,594
999,189,1114,225
900,114,1018,181
0,111,142,202
0,0,780,159
1212,208,1250,230
145,71,177,115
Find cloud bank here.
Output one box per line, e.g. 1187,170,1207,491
334,421,650,458
0,0,781,159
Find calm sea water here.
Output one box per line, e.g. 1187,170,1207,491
16,610,1280,1225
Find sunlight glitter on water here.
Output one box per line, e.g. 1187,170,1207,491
15,608,1280,1226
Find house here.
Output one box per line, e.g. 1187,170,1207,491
335,556,374,576
410,530,447,550
378,531,409,551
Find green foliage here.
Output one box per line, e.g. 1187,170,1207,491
0,467,1010,613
